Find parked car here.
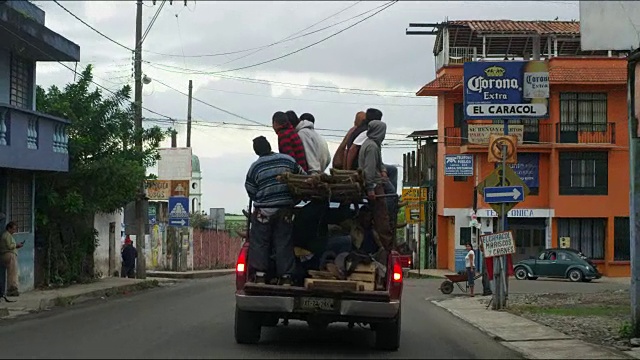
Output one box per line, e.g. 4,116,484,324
513,248,601,282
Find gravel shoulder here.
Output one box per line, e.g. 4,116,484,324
481,289,632,351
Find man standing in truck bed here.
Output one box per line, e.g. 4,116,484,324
245,136,306,285
358,120,393,251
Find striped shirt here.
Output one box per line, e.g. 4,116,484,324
245,152,306,208
276,126,308,172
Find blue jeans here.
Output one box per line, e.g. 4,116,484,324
384,164,398,193
0,264,5,296
466,267,476,286
249,209,296,277
326,235,352,255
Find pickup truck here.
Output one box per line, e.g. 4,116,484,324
234,202,404,350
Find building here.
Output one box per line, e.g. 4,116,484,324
0,1,80,290
412,20,630,277
190,154,202,213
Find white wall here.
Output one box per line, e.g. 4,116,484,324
93,211,124,277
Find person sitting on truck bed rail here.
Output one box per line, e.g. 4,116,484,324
358,120,394,251
294,112,331,174
272,111,308,172
245,136,306,286
332,111,366,170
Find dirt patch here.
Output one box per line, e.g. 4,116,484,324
489,290,632,351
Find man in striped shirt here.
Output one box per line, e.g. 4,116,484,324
272,111,309,172
245,136,306,285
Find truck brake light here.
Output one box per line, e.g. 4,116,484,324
236,247,247,275
392,260,403,283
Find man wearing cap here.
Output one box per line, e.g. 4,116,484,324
245,136,306,285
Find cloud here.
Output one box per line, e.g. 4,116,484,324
33,0,579,212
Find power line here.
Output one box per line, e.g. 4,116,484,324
53,1,134,52
217,1,363,67
141,0,166,45
144,62,421,99
0,22,175,122
148,1,398,75
197,86,434,107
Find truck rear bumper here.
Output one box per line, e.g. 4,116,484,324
235,294,400,319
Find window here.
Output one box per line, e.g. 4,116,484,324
10,54,32,110
454,176,467,182
614,217,630,261
558,252,571,261
459,227,472,245
559,92,607,131
559,152,608,195
9,172,32,233
557,218,606,260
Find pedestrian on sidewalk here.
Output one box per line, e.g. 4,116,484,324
1,222,23,297
465,242,475,297
121,236,137,278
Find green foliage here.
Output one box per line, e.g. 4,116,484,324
35,65,170,285
190,211,210,230
619,320,633,339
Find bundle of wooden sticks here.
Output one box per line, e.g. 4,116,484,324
277,169,365,202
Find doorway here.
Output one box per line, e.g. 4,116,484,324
108,222,116,276
507,218,546,262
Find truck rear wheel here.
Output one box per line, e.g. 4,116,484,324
374,307,401,351
234,306,262,344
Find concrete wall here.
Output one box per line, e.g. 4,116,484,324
93,211,124,278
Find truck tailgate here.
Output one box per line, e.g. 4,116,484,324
242,283,391,302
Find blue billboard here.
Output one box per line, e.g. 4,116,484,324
463,61,549,119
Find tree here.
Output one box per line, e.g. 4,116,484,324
190,211,210,230
35,65,169,285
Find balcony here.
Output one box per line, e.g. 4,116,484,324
0,103,70,172
435,46,477,72
444,122,616,147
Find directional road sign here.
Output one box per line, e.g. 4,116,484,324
477,165,530,215
168,196,190,227
483,186,525,204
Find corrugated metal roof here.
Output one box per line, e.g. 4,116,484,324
449,20,580,36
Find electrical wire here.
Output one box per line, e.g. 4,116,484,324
141,0,166,45
53,1,133,52
148,1,398,75
217,1,362,67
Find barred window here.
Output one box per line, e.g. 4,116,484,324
559,92,607,131
557,218,606,260
9,173,32,233
10,54,32,110
559,152,608,195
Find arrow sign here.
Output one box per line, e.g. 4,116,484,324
483,186,525,204
170,219,187,226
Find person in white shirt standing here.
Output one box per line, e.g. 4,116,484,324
465,242,476,297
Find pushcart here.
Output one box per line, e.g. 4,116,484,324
439,272,483,295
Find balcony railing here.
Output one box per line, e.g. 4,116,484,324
0,103,70,172
435,46,477,71
444,123,615,146
555,123,616,144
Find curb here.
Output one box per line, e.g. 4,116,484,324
0,279,163,318
431,299,633,359
146,269,234,279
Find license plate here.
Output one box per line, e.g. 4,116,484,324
300,297,336,311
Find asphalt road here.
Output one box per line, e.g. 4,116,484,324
0,276,520,359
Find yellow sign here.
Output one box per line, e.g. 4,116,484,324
559,237,571,249
488,134,518,164
468,125,524,145
477,165,529,215
402,188,426,224
145,180,171,200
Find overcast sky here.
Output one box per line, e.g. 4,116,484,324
33,0,579,213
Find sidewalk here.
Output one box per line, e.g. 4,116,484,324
409,269,455,278
146,268,234,279
0,277,167,320
433,296,630,359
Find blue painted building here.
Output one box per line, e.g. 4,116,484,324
0,1,80,291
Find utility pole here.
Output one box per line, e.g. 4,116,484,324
134,0,146,279
186,80,193,147
492,121,508,310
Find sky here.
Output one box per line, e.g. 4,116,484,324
33,0,579,214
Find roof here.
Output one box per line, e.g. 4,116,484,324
449,20,580,36
416,73,463,95
548,59,627,84
407,130,438,139
192,154,200,173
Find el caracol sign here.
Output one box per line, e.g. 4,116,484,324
464,61,549,119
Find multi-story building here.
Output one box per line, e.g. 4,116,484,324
0,1,80,290
413,20,630,277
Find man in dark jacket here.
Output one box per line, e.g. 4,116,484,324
121,236,137,278
358,120,393,250
245,136,306,285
